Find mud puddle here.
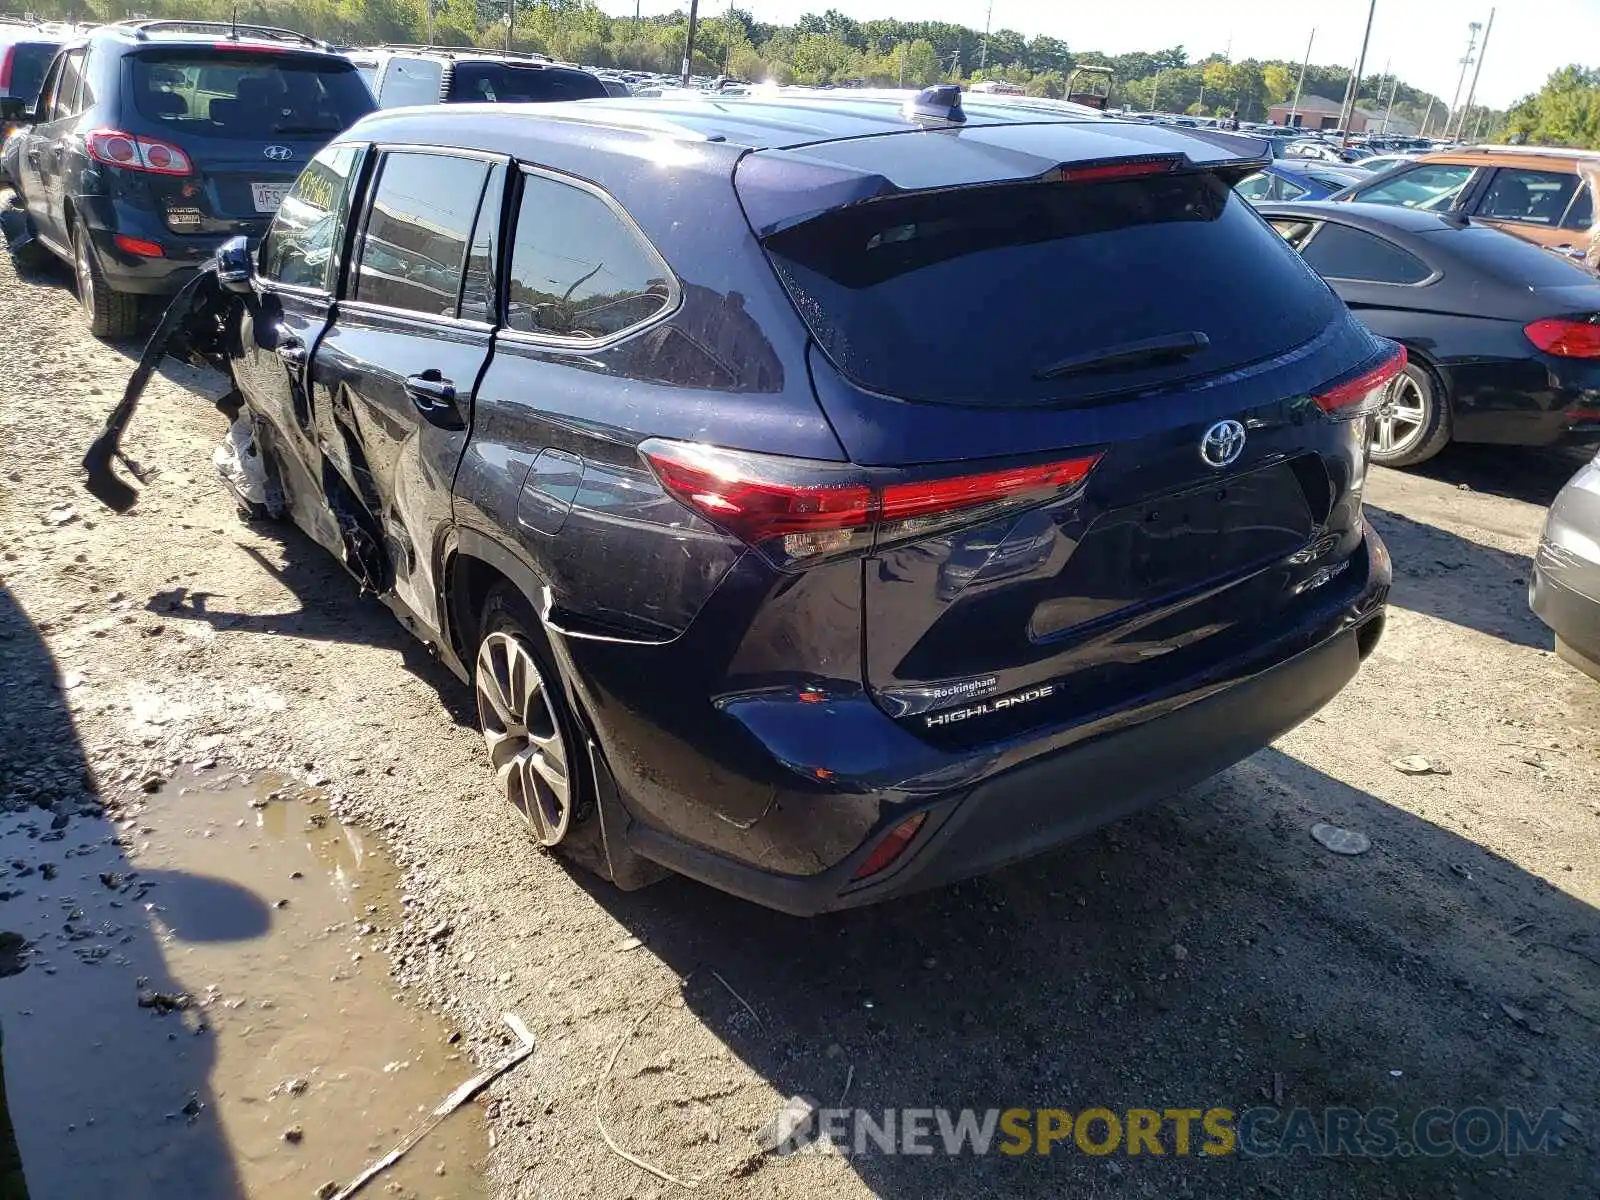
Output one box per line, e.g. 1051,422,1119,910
0,769,489,1200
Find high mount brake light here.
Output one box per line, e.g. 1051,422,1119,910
1057,158,1180,184
84,130,193,176
1313,344,1408,417
1525,317,1600,358
641,440,1100,569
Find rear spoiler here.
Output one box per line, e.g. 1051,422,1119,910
736,124,1271,238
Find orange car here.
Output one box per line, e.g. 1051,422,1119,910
1333,146,1598,256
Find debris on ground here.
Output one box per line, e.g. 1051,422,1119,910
753,1094,820,1156
1311,823,1372,856
1391,755,1451,776
136,990,192,1014
1501,1002,1548,1036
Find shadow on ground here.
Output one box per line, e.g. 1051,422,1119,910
1405,443,1594,509
573,747,1600,1199
0,584,262,1199
1367,505,1551,650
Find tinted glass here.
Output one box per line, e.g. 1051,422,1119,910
1477,168,1579,227
1299,223,1431,284
376,56,442,107
1440,225,1600,288
261,142,363,291
1354,164,1473,211
354,152,489,316
49,49,82,120
459,162,504,324
506,173,673,339
446,62,606,103
131,50,373,138
764,175,1339,406
4,42,60,103
1566,185,1594,231
1269,218,1318,249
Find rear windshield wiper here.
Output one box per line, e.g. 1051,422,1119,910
1033,331,1211,381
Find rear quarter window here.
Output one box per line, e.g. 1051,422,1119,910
1299,223,1433,284
763,173,1339,406
132,50,374,138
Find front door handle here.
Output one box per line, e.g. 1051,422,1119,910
274,337,306,368
405,370,465,430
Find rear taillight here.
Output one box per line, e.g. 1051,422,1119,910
1314,343,1408,417
1525,317,1600,358
84,129,193,176
0,47,13,91
641,440,1100,569
852,813,927,881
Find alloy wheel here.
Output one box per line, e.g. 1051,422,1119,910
1374,374,1427,458
74,231,96,320
474,631,572,846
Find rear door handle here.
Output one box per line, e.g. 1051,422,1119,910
405,371,465,431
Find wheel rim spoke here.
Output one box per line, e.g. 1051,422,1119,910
475,630,571,847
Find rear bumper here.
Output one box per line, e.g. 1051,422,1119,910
77,198,262,295
629,622,1372,914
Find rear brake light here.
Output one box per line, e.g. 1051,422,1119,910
852,813,927,881
1057,158,1180,184
1525,317,1600,358
212,42,288,52
113,234,164,257
641,440,1100,568
0,47,13,91
85,129,193,176
1314,344,1407,417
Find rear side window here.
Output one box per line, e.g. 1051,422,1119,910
763,173,1339,406
3,42,60,103
48,48,84,120
447,63,606,103
1476,168,1578,227
353,151,490,316
1353,164,1474,211
505,172,673,339
261,142,364,291
1565,185,1593,231
1299,223,1432,284
376,56,442,107
131,50,373,138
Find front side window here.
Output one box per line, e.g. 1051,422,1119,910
1475,168,1579,227
376,57,443,108
1353,164,1475,212
353,151,490,316
1298,223,1431,284
505,172,674,340
260,143,364,291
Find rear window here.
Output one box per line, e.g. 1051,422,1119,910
446,62,605,103
3,41,59,102
132,49,374,138
764,173,1340,406
1434,225,1599,289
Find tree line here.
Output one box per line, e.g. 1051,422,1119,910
18,0,1599,144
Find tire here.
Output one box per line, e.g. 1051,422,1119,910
73,222,141,340
1369,360,1451,469
474,583,593,851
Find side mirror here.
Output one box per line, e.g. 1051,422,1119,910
215,235,253,294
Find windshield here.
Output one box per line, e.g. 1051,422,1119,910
131,49,375,138
764,172,1339,406
3,41,59,102
446,62,606,103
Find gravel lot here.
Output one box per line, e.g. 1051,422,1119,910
1,243,1598,1200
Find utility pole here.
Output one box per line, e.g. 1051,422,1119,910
504,0,512,54
1458,8,1494,143
1289,26,1314,128
979,0,992,73
681,0,700,86
1337,0,1378,145
1446,21,1482,141
1150,69,1161,115
1376,56,1391,132
1419,95,1435,136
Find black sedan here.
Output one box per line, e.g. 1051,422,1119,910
1257,201,1600,466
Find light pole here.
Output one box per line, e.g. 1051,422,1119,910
1457,8,1494,143
681,0,700,86
979,0,992,73
1337,0,1378,145
1446,21,1481,141
1289,26,1314,128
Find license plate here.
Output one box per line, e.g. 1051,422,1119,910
250,182,291,213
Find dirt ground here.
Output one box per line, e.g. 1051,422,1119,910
1,243,1599,1200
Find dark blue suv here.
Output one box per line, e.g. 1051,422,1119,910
215,91,1396,913
7,19,372,336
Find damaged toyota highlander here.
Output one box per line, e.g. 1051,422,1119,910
95,88,1398,914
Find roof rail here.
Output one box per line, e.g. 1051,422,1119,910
111,18,325,48
349,42,553,62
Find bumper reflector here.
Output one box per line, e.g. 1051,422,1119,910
852,812,928,881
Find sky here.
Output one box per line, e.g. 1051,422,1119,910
598,0,1599,110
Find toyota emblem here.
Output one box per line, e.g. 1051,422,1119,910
1199,419,1247,468
262,145,293,161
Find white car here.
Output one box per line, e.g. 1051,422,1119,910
1351,153,1421,174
